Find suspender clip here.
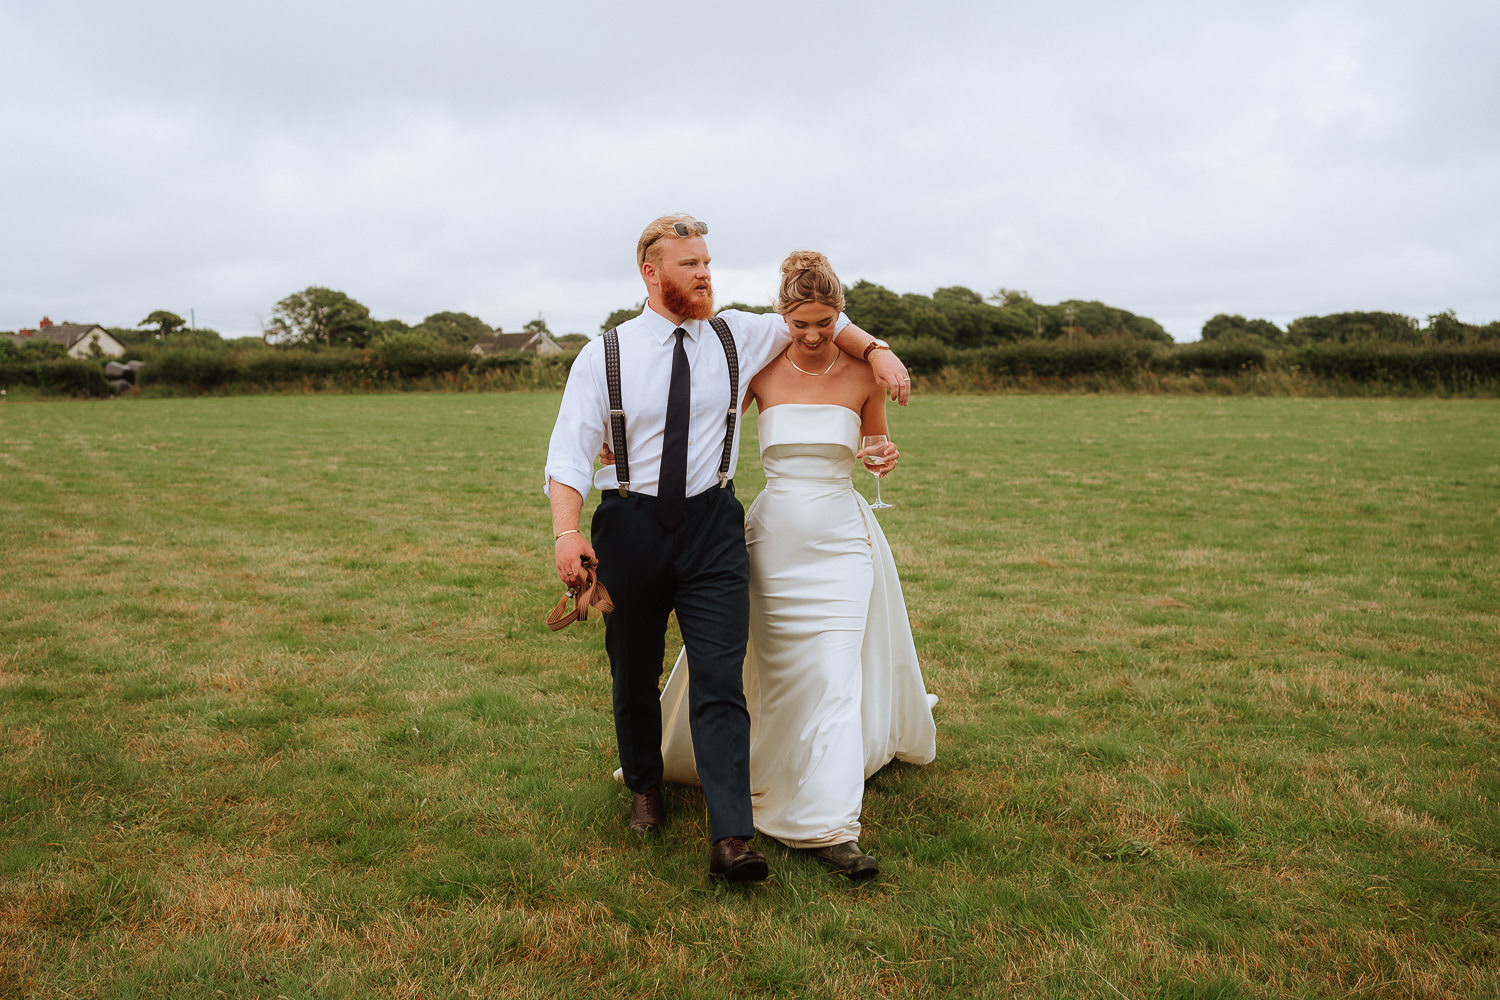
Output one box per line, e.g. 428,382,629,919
618,483,630,498
717,472,728,489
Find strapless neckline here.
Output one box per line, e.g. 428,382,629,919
757,402,861,418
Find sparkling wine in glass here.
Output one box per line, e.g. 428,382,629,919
861,435,894,509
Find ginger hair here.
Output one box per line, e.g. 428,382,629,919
636,214,708,271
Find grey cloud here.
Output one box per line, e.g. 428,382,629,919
4,0,1498,341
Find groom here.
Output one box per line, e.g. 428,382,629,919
543,214,910,881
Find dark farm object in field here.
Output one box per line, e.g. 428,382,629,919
105,359,143,392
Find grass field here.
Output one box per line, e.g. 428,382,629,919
1,391,1496,999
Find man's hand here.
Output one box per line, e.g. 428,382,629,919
869,351,912,406
555,531,597,587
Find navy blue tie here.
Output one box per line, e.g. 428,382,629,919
657,328,690,529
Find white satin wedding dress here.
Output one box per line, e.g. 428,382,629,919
651,403,937,848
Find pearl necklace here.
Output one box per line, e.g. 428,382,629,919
784,346,838,376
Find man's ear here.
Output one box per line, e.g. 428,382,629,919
641,260,661,288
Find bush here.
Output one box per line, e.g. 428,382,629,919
1165,342,1268,375
368,333,471,379
13,334,1499,399
528,351,578,383
0,357,111,397
1287,311,1421,345
973,338,1155,378
887,336,950,375
137,348,234,388
1292,342,1500,386
238,348,364,384
5,338,68,359
472,353,530,373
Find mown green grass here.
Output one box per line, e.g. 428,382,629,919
1,392,1496,999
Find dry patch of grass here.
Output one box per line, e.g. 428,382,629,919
2,393,1497,999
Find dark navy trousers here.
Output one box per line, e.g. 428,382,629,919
590,483,752,843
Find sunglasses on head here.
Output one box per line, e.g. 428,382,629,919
644,220,709,257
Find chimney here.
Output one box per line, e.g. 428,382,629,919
39,316,53,329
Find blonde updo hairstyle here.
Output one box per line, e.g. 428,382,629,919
776,250,845,315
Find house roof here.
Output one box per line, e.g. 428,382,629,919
478,332,540,352
33,323,109,349
473,329,561,353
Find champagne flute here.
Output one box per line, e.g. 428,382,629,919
861,435,895,509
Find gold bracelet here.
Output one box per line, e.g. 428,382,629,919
555,529,580,541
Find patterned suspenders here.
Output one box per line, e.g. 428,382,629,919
603,317,739,499
603,328,631,497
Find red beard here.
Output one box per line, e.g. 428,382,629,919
661,272,715,321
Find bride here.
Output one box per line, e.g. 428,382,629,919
652,250,937,880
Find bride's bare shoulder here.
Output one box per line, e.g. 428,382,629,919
839,355,876,383
748,355,790,401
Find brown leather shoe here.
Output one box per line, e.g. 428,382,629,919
709,837,768,882
628,787,665,835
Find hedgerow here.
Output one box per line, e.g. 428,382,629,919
6,339,1500,399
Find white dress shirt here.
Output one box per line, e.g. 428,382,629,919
544,305,850,500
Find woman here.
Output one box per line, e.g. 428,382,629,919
653,251,937,880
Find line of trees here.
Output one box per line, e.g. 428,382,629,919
76,288,561,352
18,282,1494,357
1203,310,1500,346
601,284,1499,349
597,283,1173,346
7,281,1499,397
7,328,1497,398
259,287,530,349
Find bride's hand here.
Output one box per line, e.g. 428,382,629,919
856,440,899,477
597,441,615,465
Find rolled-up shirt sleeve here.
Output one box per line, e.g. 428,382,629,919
543,340,608,499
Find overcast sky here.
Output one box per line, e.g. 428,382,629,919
4,1,1497,342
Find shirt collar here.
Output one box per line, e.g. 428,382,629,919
642,304,704,345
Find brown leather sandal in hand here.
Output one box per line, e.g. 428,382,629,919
545,555,614,631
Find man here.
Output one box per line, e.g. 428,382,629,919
544,215,911,882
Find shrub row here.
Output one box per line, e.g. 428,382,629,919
971,338,1161,378
0,357,112,397
1289,342,1500,385
117,345,576,393
6,340,1499,398
889,337,1268,379
887,337,1498,388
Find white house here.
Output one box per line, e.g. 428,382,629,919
471,329,564,356
16,320,126,359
